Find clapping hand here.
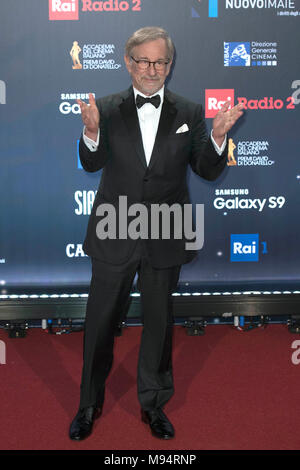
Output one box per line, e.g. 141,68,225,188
212,101,244,146
77,93,100,141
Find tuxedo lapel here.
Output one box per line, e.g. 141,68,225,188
148,89,177,171
119,87,147,170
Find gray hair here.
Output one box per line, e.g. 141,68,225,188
125,26,175,60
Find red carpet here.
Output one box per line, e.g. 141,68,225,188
0,324,300,450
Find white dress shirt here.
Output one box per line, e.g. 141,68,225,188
82,86,227,162
133,86,164,165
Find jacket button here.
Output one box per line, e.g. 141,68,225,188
143,177,149,182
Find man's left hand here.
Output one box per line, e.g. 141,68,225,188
212,101,244,147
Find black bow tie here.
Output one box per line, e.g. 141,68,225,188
136,94,161,109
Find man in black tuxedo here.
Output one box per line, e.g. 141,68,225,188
69,27,244,441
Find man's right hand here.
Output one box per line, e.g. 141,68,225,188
77,93,100,142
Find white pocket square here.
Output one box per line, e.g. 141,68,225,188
176,123,189,134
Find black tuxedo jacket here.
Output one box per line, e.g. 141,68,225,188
79,87,228,268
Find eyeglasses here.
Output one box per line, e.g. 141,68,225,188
130,56,170,71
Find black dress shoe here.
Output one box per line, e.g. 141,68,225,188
69,406,101,441
141,408,175,440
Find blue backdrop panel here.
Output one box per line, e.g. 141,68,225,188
0,0,299,287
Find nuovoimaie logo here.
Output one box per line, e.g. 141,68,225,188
192,1,298,18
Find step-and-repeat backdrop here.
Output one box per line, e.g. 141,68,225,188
0,0,299,288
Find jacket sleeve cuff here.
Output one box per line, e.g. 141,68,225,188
82,126,100,152
210,130,227,156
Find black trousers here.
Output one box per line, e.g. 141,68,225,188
79,240,181,411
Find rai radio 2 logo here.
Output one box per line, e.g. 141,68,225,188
49,0,142,19
205,88,296,118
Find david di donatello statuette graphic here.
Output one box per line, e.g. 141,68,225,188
70,41,82,69
69,26,244,442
